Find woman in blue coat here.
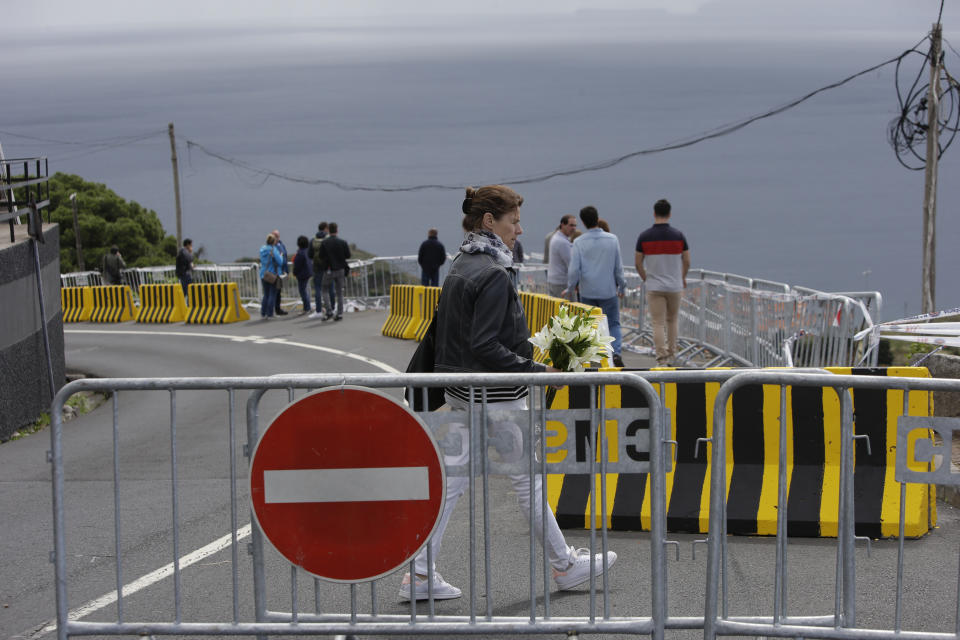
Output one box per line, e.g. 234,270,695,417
259,234,283,319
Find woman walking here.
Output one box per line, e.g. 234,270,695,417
399,185,617,601
259,234,282,319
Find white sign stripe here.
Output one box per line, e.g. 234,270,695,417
264,467,430,503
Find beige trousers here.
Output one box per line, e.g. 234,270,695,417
646,290,682,366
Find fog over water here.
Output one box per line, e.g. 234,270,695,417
4,11,958,318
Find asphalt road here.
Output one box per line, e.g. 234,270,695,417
3,309,960,639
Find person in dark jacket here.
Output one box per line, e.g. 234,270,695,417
308,222,333,318
101,245,125,285
317,222,351,321
175,238,193,297
417,228,446,286
292,235,313,314
397,184,617,602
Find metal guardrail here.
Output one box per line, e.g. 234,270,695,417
46,369,958,639
1,156,50,241
703,371,960,640
60,260,880,367
49,371,670,639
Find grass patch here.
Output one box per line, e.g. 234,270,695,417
5,389,108,443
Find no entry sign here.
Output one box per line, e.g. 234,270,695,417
249,386,445,582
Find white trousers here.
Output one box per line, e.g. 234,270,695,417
413,395,571,575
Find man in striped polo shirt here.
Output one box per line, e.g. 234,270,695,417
635,199,691,367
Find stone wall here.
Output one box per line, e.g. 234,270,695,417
0,224,65,440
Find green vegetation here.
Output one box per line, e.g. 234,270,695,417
38,173,179,272
4,390,106,443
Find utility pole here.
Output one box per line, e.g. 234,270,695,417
921,22,942,314
69,192,85,271
168,123,183,247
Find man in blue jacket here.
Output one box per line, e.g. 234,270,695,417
563,206,626,367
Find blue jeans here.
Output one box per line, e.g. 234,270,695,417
261,279,278,317
312,274,335,312
421,270,439,287
580,295,622,356
297,277,311,312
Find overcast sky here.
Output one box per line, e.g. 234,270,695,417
9,0,948,38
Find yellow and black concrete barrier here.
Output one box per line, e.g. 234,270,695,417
88,285,139,323
408,286,440,341
61,286,93,322
185,282,250,323
137,284,188,323
381,284,418,338
547,366,936,538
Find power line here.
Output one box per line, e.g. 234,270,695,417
185,45,926,193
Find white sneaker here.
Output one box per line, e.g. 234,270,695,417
398,572,462,601
552,546,617,590
307,311,323,319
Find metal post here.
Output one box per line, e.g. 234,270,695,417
169,123,184,247
921,23,941,313
69,193,85,271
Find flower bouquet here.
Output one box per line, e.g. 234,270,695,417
529,305,614,407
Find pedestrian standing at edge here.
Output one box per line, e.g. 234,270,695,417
547,214,577,301
417,228,446,287
543,222,561,264
308,222,329,319
635,198,690,367
101,245,125,285
272,229,289,316
175,238,194,298
259,234,282,319
398,184,617,601
293,235,313,314
318,222,351,321
563,206,626,368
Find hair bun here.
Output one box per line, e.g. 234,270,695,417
462,186,476,214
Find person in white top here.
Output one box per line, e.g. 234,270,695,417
546,214,578,300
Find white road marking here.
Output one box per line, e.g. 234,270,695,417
21,525,251,639
22,327,403,637
64,328,401,373
264,467,430,503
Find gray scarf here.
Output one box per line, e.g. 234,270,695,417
460,230,514,268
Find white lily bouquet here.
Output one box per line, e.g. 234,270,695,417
529,305,614,372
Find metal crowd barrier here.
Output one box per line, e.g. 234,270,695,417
48,369,956,639
703,370,960,640
48,371,671,639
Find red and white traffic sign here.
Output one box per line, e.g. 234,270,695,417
249,386,445,582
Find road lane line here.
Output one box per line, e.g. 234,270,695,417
20,524,251,639
64,328,401,373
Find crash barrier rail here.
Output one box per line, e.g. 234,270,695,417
136,284,188,323
47,369,953,640
185,282,250,324
62,261,881,366
48,371,672,639
60,286,92,322
703,370,960,640
547,366,936,538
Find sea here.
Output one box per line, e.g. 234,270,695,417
3,15,958,319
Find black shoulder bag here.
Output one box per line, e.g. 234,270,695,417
404,313,446,412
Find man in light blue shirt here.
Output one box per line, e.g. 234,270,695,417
563,206,626,367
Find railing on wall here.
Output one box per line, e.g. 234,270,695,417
60,258,879,368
